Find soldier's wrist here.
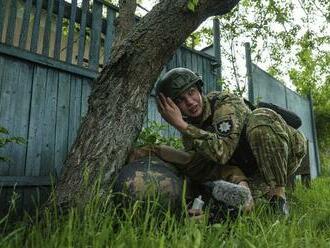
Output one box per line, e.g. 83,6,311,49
175,121,188,132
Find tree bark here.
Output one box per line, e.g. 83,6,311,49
55,0,240,207
112,0,137,50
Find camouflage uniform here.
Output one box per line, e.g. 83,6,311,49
180,91,307,196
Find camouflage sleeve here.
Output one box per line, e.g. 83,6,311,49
182,133,194,151
181,97,248,165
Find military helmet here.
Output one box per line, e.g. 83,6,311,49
155,68,203,100
113,156,184,211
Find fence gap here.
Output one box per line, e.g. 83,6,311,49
54,0,65,60
103,7,115,66
19,0,33,49
77,0,89,66
89,0,103,71
30,0,43,53
42,0,54,56
66,0,77,63
0,1,5,42
6,0,18,46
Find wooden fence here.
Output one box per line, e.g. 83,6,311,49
0,0,220,212
0,0,118,70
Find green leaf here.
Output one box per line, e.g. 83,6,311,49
187,0,199,12
187,1,195,12
0,126,9,135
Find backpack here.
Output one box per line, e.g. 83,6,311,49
243,99,302,129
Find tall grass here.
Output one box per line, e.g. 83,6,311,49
1,177,330,247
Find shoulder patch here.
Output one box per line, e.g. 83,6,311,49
214,120,233,137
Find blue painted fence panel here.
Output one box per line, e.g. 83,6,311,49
0,46,217,181
251,64,287,106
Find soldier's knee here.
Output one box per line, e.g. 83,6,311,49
246,108,289,143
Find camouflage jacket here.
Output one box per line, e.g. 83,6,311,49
181,92,252,166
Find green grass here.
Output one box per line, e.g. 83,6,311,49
1,177,330,247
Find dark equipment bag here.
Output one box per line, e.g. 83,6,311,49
244,99,302,129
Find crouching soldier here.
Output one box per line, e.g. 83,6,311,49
148,67,307,216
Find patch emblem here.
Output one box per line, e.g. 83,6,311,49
215,120,233,137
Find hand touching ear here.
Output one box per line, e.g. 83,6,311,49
156,93,188,131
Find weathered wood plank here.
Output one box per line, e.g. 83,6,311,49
0,55,5,102
25,66,48,176
0,58,25,214
68,76,82,149
0,43,98,79
19,0,33,49
66,0,77,63
182,46,216,61
54,72,71,177
0,56,5,173
77,0,89,66
202,57,209,93
210,60,217,90
54,0,65,59
191,53,198,73
30,0,43,53
39,69,58,177
8,61,33,177
171,53,177,69
0,58,22,175
204,59,212,92
197,53,203,77
0,176,51,186
185,49,192,69
0,0,5,41
51,0,118,39
103,7,116,65
42,0,55,56
88,0,103,70
5,0,18,45
176,48,182,67
181,48,187,67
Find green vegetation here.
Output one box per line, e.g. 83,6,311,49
0,177,329,247
135,121,183,149
0,126,25,162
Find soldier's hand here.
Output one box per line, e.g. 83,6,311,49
157,93,188,131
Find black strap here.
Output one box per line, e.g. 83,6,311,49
257,102,302,129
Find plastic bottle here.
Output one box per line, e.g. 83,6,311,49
192,195,204,210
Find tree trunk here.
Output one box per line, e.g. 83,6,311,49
55,0,240,207
112,0,137,50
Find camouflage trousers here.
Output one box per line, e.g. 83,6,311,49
246,108,307,188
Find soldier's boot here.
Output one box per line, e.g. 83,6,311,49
269,186,289,216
